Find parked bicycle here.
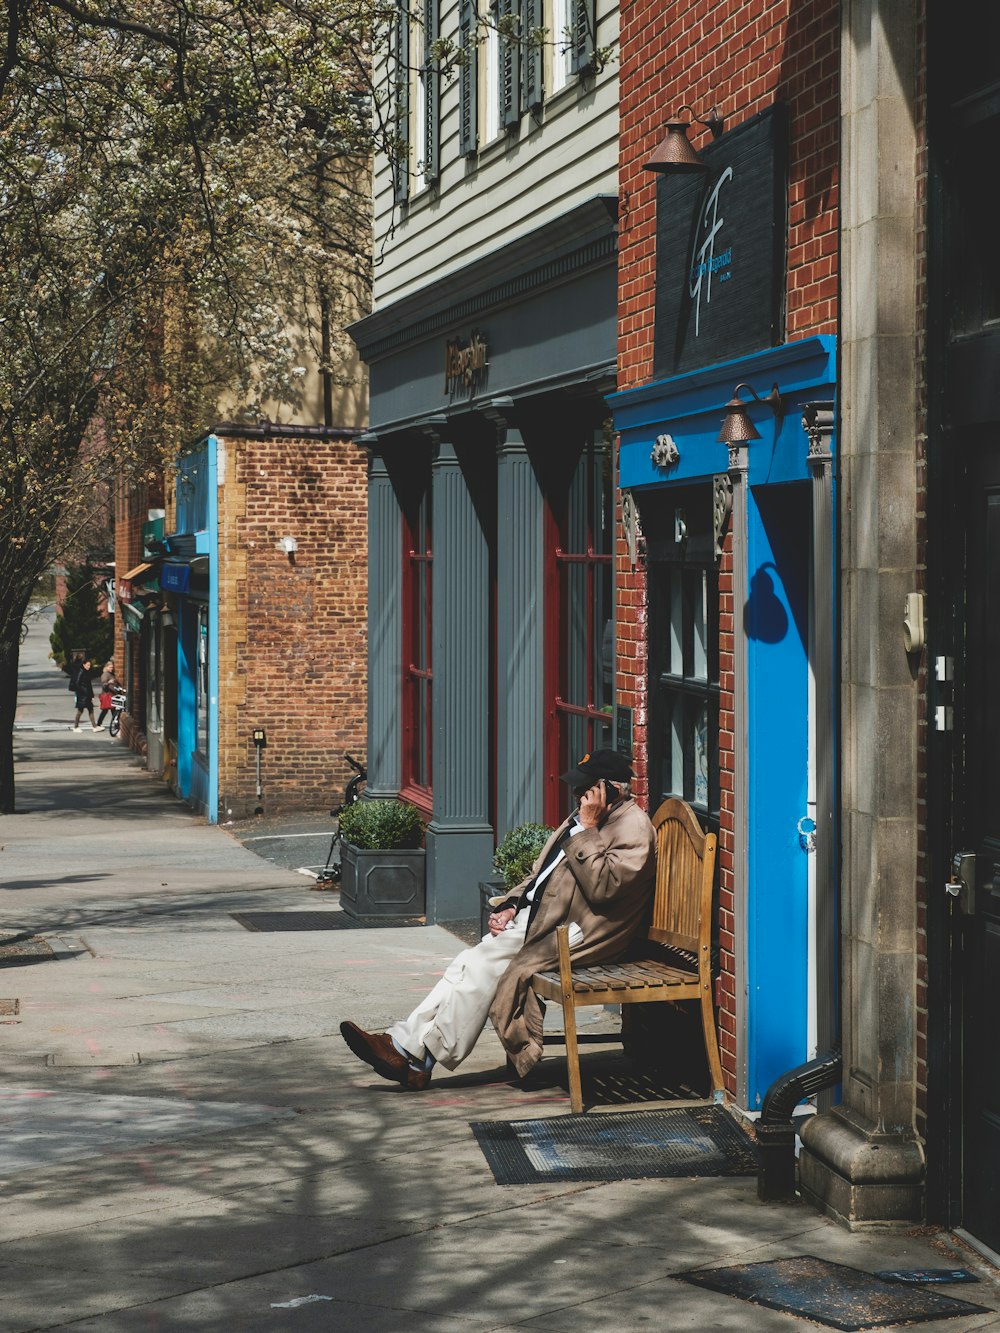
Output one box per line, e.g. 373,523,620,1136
107,688,128,738
315,752,367,885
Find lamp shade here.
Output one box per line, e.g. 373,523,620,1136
643,122,707,173
718,396,762,444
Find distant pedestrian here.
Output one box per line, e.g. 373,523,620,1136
96,660,118,728
72,659,101,732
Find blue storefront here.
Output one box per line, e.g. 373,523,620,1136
613,336,837,1110
161,438,219,821
612,106,839,1111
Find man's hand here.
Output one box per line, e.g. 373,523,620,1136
577,781,612,829
488,907,517,936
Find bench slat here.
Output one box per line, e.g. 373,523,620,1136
535,957,699,983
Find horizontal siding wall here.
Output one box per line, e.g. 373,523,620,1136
373,0,619,308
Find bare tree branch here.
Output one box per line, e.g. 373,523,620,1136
45,0,181,50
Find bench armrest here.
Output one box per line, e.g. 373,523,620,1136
555,924,575,1006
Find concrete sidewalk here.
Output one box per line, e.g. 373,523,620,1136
2,614,999,1331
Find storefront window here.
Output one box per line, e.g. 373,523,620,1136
196,604,209,756
645,486,720,823
547,435,613,821
402,478,433,802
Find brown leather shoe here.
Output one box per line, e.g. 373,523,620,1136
340,1021,431,1090
405,1064,431,1091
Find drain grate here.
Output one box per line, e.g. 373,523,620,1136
0,932,54,966
676,1256,993,1330
231,911,425,932
471,1105,757,1184
0,998,20,1016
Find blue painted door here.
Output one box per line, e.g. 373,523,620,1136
746,483,811,1106
176,602,198,800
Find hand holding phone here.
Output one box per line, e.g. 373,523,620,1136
579,780,615,828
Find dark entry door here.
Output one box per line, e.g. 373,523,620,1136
929,27,1000,1240
956,432,1000,1253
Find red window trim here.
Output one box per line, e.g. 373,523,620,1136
542,450,614,825
401,491,433,803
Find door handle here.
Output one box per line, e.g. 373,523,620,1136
947,851,976,915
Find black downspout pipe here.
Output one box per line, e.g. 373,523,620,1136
757,1048,842,1201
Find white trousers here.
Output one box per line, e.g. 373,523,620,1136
387,909,531,1070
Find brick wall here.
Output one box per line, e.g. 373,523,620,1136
113,475,162,740
616,0,840,1097
215,431,367,818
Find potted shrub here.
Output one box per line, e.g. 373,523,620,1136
480,822,554,935
338,798,427,921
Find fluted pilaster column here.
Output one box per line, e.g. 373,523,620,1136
805,403,838,1061
728,441,751,1105
366,447,402,798
493,412,544,836
426,432,494,921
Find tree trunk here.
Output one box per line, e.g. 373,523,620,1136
0,622,22,813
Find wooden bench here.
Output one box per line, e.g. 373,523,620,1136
530,797,723,1112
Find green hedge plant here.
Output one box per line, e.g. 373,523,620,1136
493,822,554,891
49,562,114,674
338,799,425,850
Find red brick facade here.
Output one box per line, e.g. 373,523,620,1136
111,433,368,818
113,475,162,749
215,430,368,818
616,0,841,1097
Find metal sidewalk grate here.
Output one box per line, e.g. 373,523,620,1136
0,932,54,966
676,1256,992,1330
471,1104,757,1184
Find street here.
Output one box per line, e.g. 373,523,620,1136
2,615,999,1332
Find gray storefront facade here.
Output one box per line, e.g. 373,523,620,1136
350,198,619,921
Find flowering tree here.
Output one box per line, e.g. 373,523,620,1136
0,0,381,811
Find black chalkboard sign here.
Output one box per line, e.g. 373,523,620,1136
653,104,788,378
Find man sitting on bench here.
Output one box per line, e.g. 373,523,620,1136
340,749,657,1090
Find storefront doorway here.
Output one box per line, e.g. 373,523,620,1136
954,429,1000,1254
927,17,1000,1246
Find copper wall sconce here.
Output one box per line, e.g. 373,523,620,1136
643,105,725,174
717,383,784,444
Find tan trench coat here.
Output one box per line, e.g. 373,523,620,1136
487,796,656,1077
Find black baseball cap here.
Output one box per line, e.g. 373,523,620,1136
560,749,634,788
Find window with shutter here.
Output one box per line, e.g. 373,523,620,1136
459,0,478,156
521,0,543,113
391,3,410,203
484,0,500,140
421,0,440,184
498,0,520,130
569,0,595,75
550,0,572,94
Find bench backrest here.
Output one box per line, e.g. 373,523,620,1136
648,798,717,962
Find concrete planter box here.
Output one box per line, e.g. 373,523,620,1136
340,842,426,920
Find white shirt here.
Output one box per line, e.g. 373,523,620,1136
524,816,586,902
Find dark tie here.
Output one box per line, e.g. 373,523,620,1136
526,826,573,927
